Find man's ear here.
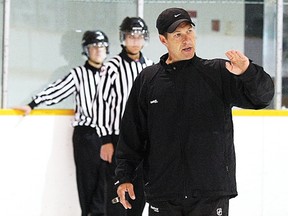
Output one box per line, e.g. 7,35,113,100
159,35,167,46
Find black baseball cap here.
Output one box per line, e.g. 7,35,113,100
156,8,195,35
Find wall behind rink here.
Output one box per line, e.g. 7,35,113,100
0,109,287,216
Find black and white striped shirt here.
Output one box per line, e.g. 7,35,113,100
29,61,105,129
97,49,153,144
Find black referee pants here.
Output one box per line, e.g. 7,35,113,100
104,135,145,216
148,196,229,216
73,126,105,216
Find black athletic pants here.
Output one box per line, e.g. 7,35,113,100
73,126,105,216
148,196,229,216
104,135,145,216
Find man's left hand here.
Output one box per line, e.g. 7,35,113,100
225,50,250,75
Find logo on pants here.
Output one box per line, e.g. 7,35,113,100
216,208,222,216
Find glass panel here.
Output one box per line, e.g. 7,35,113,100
1,0,287,109
7,0,137,108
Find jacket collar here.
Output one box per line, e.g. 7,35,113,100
160,53,199,71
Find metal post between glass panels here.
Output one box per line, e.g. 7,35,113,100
1,0,10,108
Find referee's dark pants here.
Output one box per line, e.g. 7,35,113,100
104,135,146,216
73,126,105,216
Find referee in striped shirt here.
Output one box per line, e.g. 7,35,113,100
97,17,153,216
16,30,109,216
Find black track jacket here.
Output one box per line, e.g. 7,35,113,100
115,54,274,202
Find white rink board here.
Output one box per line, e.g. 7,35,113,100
0,112,287,216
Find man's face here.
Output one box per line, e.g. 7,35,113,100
124,32,145,55
160,22,195,63
87,44,107,64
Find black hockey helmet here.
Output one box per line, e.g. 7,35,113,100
81,30,109,56
119,17,149,45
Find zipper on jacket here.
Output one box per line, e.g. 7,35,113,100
172,65,189,200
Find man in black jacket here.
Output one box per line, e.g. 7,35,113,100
114,7,274,216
